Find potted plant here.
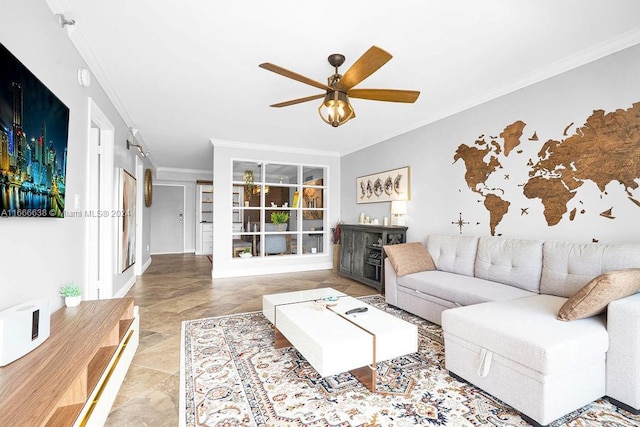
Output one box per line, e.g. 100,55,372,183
60,283,82,307
331,222,342,245
243,170,254,205
331,222,342,273
271,211,289,231
239,247,252,258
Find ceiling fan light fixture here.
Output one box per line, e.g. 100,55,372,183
260,46,418,127
318,90,354,127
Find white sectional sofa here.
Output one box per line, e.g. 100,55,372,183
384,234,640,426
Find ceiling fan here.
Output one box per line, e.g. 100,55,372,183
259,46,420,127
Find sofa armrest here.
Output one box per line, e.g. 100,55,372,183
384,258,399,305
606,293,640,412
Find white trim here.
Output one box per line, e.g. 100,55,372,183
212,261,333,279
156,166,213,175
87,98,115,300
211,138,340,158
340,29,640,156
113,275,136,298
87,127,99,301
44,0,158,169
141,257,152,274
134,157,144,276
43,0,70,14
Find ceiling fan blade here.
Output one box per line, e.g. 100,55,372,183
348,88,420,103
270,93,325,108
259,63,331,91
337,46,392,91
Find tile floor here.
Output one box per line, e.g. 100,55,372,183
105,254,374,426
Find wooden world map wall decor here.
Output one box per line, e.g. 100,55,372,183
453,101,640,236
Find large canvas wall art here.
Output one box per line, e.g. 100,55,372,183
0,42,70,218
119,169,136,273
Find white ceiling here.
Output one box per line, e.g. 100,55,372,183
47,0,640,171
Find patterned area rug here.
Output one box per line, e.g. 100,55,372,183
180,295,639,426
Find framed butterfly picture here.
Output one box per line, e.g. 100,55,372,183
356,166,410,204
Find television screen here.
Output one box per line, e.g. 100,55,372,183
0,42,70,218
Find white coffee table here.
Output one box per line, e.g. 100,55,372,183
262,288,418,392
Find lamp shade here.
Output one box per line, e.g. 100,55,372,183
318,90,354,127
391,200,407,215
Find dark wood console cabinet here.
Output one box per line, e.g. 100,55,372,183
339,224,408,293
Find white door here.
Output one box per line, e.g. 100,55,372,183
150,185,185,254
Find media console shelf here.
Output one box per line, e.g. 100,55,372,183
0,297,139,426
339,224,408,292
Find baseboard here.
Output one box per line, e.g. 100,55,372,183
141,257,152,274
212,262,333,279
114,275,136,298
606,396,640,415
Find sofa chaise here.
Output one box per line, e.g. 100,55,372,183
384,234,640,426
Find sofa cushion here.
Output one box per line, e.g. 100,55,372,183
541,241,640,297
474,236,543,293
557,268,640,321
426,234,478,277
442,295,608,375
383,242,435,276
541,241,607,297
397,270,536,306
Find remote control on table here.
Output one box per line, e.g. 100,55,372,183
345,307,368,315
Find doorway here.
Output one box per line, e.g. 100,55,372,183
87,98,115,300
150,184,185,254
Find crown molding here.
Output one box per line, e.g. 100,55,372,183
156,166,212,175
341,29,640,157
210,138,340,158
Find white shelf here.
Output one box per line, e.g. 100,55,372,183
196,184,213,254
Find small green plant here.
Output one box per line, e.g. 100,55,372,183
270,211,289,224
59,283,82,297
242,247,251,253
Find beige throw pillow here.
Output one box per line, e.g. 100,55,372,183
384,242,436,277
557,268,640,321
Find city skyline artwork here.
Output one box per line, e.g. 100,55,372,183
0,42,70,218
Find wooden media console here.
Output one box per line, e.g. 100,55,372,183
0,297,139,426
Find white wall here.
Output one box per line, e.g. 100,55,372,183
0,0,153,310
211,143,340,278
112,131,154,297
342,43,640,245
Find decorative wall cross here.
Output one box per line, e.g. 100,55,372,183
452,212,469,234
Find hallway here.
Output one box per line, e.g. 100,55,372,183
106,254,374,425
